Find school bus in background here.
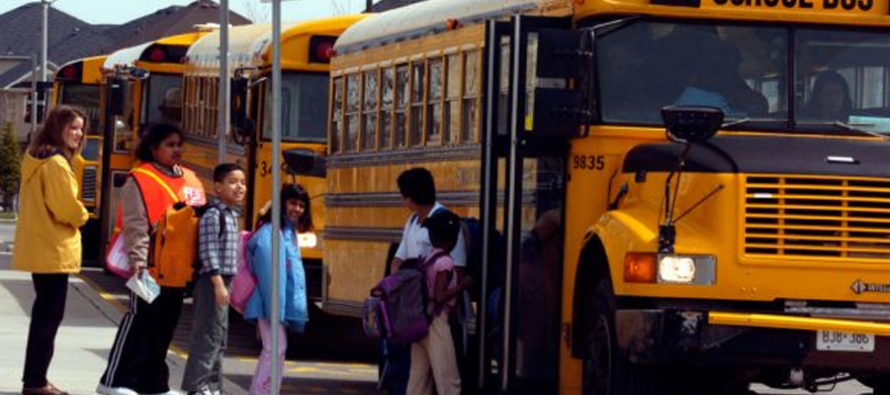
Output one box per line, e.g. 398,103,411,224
182,14,369,302
324,0,890,393
95,29,211,263
52,55,107,261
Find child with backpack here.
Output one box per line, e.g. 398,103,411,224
243,184,312,395
181,163,246,395
407,210,473,395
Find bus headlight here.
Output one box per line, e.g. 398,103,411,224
298,232,318,249
657,255,716,285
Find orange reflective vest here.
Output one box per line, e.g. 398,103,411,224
114,162,206,231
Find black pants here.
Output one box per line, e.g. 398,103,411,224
100,286,184,393
23,274,69,388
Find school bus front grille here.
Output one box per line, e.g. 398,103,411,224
744,176,890,259
81,166,97,203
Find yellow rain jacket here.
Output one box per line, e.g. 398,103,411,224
12,153,89,273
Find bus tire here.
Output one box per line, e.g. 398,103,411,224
860,376,890,394
582,278,658,395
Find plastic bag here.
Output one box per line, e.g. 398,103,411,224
126,271,160,304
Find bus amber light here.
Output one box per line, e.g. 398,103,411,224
624,253,657,283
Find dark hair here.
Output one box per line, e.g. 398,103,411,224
422,209,461,252
397,167,436,206
810,71,852,114
257,183,314,233
135,123,182,163
28,105,87,160
213,163,244,183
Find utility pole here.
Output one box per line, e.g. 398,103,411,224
39,0,57,124
271,0,282,393
218,0,230,162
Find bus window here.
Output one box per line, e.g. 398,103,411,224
113,81,135,153
395,64,409,148
410,61,425,145
427,58,443,145
143,74,183,125
331,77,344,153
344,73,360,150
795,28,890,133
381,67,395,149
597,21,785,124
60,85,101,135
363,70,379,150
463,50,479,143
263,72,331,142
445,53,461,145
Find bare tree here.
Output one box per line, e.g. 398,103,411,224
332,0,364,15
240,0,269,23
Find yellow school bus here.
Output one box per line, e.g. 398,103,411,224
52,55,107,260
96,30,210,259
327,0,890,393
182,15,368,301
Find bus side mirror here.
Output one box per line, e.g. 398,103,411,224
129,68,150,80
283,148,326,178
231,76,249,126
660,106,723,144
109,77,129,116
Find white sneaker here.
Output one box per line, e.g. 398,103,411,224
96,384,139,395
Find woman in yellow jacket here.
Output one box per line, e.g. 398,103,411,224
12,105,89,395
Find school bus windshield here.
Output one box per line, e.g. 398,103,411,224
596,20,890,134
262,72,329,142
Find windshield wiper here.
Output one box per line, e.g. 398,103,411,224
795,121,885,138
721,118,787,130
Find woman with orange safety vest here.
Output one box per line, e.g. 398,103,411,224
97,123,206,395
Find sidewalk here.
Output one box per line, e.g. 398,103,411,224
0,253,193,395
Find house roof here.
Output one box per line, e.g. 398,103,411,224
106,0,251,49
0,0,251,89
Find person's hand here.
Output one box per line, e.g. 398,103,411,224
214,284,229,307
131,262,146,274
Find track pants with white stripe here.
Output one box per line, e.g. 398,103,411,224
99,286,184,394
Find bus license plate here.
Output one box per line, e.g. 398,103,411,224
816,330,874,352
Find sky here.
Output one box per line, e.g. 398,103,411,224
0,0,370,25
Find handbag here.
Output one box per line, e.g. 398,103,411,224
105,233,132,279
229,231,257,314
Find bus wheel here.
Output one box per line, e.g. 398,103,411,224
582,279,657,395
860,376,890,394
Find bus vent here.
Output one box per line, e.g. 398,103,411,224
744,175,890,260
82,166,97,203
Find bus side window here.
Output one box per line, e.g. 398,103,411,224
427,57,443,145
363,69,379,150
331,77,344,153
410,61,425,146
445,53,461,145
345,73,361,151
395,64,409,148
381,67,395,149
463,50,480,143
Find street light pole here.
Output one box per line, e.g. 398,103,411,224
39,0,56,125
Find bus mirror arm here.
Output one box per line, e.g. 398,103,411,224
658,106,723,253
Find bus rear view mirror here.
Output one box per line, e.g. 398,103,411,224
129,68,150,80
283,148,326,178
660,106,723,144
109,77,129,116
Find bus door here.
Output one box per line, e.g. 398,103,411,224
479,16,589,394
99,75,139,256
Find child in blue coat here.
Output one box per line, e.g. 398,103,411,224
243,184,313,394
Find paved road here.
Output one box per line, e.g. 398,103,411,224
0,220,14,248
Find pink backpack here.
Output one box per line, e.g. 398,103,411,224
229,230,256,314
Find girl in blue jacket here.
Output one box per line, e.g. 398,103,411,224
244,184,313,394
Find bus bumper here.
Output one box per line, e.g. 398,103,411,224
616,309,890,371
